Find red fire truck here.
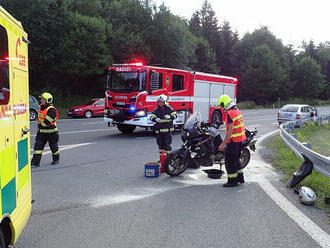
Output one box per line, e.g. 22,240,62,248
104,62,238,133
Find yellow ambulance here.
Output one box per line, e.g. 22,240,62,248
0,6,31,247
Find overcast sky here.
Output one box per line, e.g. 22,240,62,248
153,0,330,47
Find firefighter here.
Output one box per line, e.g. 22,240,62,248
31,92,60,167
150,94,177,154
217,94,246,187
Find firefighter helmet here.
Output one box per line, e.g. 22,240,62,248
217,94,232,109
158,94,168,103
40,92,53,104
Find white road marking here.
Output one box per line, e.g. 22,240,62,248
31,128,115,137
30,143,92,155
245,124,261,128
257,178,330,248
83,122,107,125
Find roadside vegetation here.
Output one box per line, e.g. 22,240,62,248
30,90,94,119
238,98,330,110
263,124,330,211
2,0,330,103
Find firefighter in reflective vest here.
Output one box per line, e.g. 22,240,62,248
217,94,246,187
31,92,60,167
150,94,177,154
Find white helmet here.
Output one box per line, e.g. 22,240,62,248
299,186,316,206
158,94,168,103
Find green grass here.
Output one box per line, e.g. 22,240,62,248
238,98,330,109
295,123,330,157
54,95,93,119
264,128,330,211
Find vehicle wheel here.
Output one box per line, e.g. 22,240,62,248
117,124,136,134
29,109,38,121
240,147,251,169
211,110,222,125
164,153,189,176
84,110,93,119
0,228,6,248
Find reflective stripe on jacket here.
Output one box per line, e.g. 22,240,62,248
150,105,177,133
38,105,59,131
225,108,246,143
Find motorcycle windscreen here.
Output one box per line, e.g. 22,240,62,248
183,112,201,130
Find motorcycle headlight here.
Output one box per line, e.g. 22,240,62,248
135,110,146,117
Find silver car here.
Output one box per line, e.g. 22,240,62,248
277,104,318,124
29,95,39,121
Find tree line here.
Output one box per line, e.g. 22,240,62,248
1,0,329,104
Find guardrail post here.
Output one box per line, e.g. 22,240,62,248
289,154,313,188
297,120,302,129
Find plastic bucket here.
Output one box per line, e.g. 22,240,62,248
145,162,160,178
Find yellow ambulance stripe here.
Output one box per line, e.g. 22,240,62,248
0,145,15,188
18,165,30,191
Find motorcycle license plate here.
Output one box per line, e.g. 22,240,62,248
110,109,120,115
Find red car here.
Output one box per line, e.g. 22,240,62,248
68,98,105,118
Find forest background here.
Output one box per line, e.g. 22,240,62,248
1,0,330,106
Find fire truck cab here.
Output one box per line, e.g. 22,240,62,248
104,63,238,133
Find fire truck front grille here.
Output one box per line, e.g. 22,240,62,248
112,103,130,108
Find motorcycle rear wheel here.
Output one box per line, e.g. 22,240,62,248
240,147,251,169
164,153,189,176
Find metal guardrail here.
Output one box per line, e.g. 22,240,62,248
280,114,330,180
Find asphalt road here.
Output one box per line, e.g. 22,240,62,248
16,107,330,248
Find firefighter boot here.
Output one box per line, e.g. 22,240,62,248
223,177,238,187
51,160,59,165
237,172,245,184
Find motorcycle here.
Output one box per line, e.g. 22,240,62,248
164,112,258,176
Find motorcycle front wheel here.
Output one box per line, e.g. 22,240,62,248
164,153,189,176
240,147,251,169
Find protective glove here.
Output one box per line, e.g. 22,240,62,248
164,115,171,119
155,118,161,123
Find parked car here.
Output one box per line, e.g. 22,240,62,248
68,98,105,118
29,95,39,121
277,104,318,124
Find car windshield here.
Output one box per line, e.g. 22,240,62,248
183,112,201,129
107,70,147,92
281,106,298,112
84,100,96,106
